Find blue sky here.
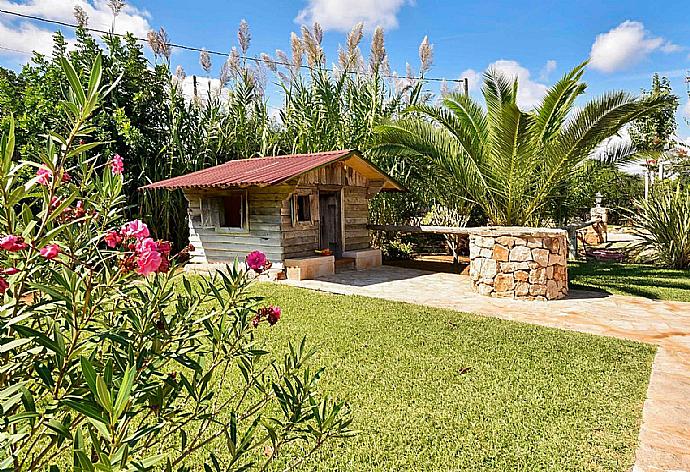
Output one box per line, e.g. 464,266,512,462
0,0,689,139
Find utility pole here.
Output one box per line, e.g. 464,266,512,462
463,77,469,96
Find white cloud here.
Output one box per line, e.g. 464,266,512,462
0,0,151,60
684,100,690,117
295,0,413,32
459,68,479,91
488,60,548,109
589,21,682,73
539,59,557,81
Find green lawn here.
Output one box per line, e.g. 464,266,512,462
569,262,690,302
245,283,654,471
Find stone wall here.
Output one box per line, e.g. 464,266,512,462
469,227,568,300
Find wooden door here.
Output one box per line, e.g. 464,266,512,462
319,191,342,256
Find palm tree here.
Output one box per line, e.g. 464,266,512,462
373,62,672,226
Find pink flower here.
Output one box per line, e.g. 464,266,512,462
2,268,19,276
39,244,61,260
111,154,124,175
156,240,171,256
157,256,170,273
135,237,158,254
0,277,8,295
246,251,268,272
0,235,28,252
104,230,123,248
121,220,150,240
36,166,52,186
136,248,162,276
61,171,71,183
266,306,281,325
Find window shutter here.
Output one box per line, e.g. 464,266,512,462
309,193,316,224
290,195,297,227
201,197,221,228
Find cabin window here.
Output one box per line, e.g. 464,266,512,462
219,193,246,229
291,192,312,225
296,195,311,222
201,193,247,230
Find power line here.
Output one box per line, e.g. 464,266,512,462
0,8,469,86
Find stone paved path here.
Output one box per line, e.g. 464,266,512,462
281,266,690,472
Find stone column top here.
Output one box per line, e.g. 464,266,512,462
469,226,567,238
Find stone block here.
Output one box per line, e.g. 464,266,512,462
494,273,514,292
529,284,547,296
526,237,544,248
500,262,531,272
285,256,335,281
496,236,515,248
515,281,530,297
548,252,566,267
532,248,550,267
493,244,510,262
513,237,527,246
476,236,495,248
553,265,567,281
509,245,532,262
342,249,382,271
480,259,498,279
546,279,562,300
477,283,494,296
514,270,529,282
529,267,547,285
479,248,493,258
546,237,561,254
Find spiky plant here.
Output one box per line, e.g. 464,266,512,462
632,184,690,268
374,62,673,226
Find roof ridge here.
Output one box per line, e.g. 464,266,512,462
240,149,353,161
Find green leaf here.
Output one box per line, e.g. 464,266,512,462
81,356,98,396
0,338,31,353
62,398,107,424
113,365,135,421
95,375,112,415
87,55,102,99
87,417,111,442
7,411,39,424
60,57,86,106
46,418,73,439
12,324,65,357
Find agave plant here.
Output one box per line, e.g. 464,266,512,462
374,62,673,226
632,184,690,268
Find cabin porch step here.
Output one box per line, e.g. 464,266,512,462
335,257,356,272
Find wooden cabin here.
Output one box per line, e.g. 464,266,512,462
142,150,404,279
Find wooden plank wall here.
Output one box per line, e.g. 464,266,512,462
343,185,370,251
184,186,292,264
280,192,320,259
183,162,379,264
279,162,372,257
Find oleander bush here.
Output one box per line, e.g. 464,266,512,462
0,56,351,471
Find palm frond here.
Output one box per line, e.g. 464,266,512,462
533,61,587,144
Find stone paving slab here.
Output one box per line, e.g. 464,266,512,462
280,266,690,472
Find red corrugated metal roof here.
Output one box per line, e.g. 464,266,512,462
141,149,404,191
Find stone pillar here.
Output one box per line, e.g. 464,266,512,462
468,227,569,301
583,206,609,245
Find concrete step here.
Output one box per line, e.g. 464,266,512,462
335,257,356,272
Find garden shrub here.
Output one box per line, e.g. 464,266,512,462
631,184,690,268
0,56,351,471
381,239,414,260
